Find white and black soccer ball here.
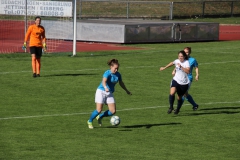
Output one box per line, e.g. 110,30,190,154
110,116,120,126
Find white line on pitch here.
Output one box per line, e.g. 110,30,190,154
0,60,240,75
200,61,240,65
0,68,100,75
0,101,240,121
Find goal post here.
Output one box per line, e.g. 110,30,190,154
0,0,174,54
0,0,76,54
73,0,77,56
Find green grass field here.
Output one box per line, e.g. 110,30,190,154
1,41,240,160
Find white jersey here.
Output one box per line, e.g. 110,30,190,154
173,59,190,85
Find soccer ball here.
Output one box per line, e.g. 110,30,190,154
110,116,120,126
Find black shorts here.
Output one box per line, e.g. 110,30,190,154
170,79,189,97
30,47,42,58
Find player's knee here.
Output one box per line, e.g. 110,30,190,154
111,110,116,115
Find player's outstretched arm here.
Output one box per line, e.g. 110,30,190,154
119,81,131,95
160,62,174,71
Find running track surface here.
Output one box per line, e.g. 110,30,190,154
0,20,239,53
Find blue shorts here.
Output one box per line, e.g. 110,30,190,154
30,47,42,58
170,79,189,96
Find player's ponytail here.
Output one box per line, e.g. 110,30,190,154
107,59,119,66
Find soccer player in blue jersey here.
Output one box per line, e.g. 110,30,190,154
172,47,199,110
160,50,190,114
87,59,131,129
184,47,199,110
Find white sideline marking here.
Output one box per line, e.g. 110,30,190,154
0,101,240,120
200,61,240,65
0,69,100,75
0,60,240,75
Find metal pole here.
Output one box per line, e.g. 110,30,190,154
126,2,129,19
170,2,173,20
202,1,205,18
231,1,234,17
73,0,77,56
25,0,27,53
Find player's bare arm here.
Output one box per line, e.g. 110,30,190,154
119,81,131,95
102,78,109,92
160,62,174,71
172,68,176,76
178,64,190,74
195,67,199,81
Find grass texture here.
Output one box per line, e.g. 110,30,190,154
0,41,240,160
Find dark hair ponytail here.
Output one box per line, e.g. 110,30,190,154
179,50,188,60
107,59,119,66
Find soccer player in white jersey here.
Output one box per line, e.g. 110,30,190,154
160,50,190,114
172,47,199,110
87,59,131,129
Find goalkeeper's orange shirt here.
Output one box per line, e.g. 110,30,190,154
24,24,46,47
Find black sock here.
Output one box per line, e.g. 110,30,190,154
169,95,175,109
177,99,183,111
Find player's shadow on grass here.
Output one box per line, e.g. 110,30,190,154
120,122,181,130
199,106,240,110
44,73,97,77
183,106,240,116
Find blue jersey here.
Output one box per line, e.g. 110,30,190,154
188,56,198,82
97,70,122,93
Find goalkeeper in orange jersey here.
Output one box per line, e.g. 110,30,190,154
23,16,46,78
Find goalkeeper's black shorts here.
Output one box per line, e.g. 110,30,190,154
30,47,42,58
